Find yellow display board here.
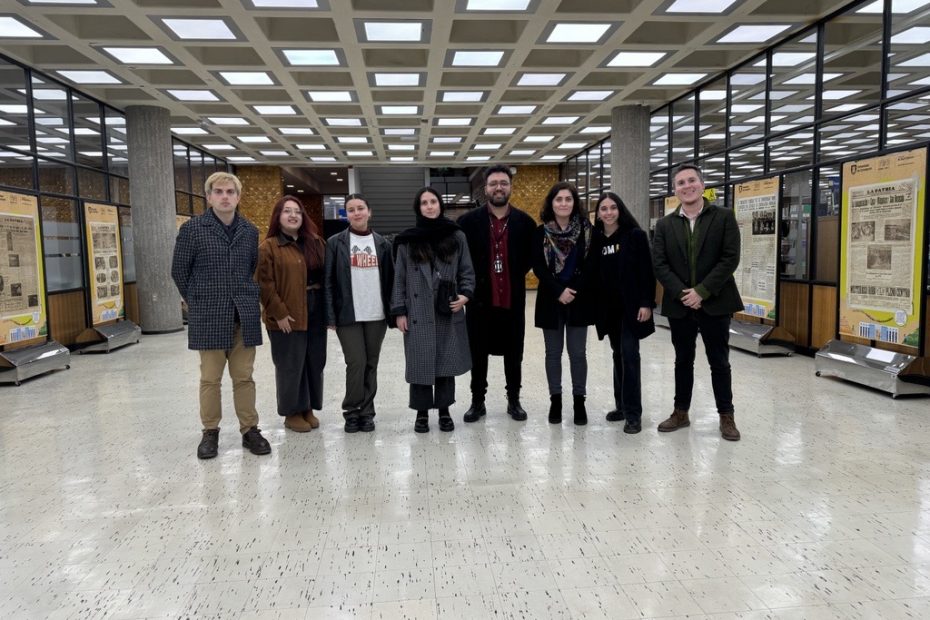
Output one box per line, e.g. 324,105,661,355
839,147,926,351
84,202,124,325
733,177,780,320
664,188,718,215
0,190,47,347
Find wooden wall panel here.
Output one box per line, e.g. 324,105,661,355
925,294,930,356
778,281,810,347
48,290,87,346
811,285,837,349
513,165,559,290
124,282,139,325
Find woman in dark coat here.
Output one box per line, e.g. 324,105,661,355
391,188,475,433
532,181,593,426
324,193,394,434
588,191,655,435
257,195,327,433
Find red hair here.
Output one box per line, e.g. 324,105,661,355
266,194,325,269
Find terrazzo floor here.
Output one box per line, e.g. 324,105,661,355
3,293,930,619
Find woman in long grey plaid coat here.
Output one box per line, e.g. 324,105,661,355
392,188,475,433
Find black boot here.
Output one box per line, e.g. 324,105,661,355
197,429,219,460
438,407,455,432
414,410,429,433
573,395,587,426
507,395,528,421
463,400,486,423
548,394,562,424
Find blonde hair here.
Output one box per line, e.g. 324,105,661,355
204,171,242,196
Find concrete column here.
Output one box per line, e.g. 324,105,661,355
126,105,183,334
610,104,651,228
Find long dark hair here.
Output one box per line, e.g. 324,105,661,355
594,191,641,234
408,187,459,264
540,181,584,223
266,194,325,269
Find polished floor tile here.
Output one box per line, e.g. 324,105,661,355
4,294,930,618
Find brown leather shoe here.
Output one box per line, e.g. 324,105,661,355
657,408,690,432
719,414,740,441
303,411,320,429
284,414,313,432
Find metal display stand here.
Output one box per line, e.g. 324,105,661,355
815,339,930,398
0,341,71,385
730,319,793,357
77,320,141,353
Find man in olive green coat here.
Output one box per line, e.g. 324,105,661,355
652,164,743,441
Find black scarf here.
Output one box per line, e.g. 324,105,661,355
394,214,461,263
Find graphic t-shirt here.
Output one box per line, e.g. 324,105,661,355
349,232,384,321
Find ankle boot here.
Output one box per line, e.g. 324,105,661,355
438,407,454,432
573,395,587,426
414,410,429,433
658,408,690,432
548,394,562,424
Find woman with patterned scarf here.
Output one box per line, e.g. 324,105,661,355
531,181,594,426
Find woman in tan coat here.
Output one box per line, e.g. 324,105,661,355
257,195,327,432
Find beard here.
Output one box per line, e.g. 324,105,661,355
488,192,510,207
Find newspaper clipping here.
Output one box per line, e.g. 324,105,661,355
0,190,46,346
733,177,779,320
84,202,123,325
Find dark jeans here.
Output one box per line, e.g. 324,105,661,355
542,307,587,396
607,320,642,422
467,305,524,402
267,289,327,415
668,310,734,415
336,320,387,422
409,376,455,411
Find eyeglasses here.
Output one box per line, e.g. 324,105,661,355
281,208,302,215
487,181,511,189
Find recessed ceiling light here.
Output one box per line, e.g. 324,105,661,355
22,88,66,100
510,149,535,156
717,25,791,44
483,127,516,135
260,150,289,156
892,27,930,44
251,0,319,6
430,151,456,156
898,52,930,66
326,118,362,126
72,127,98,136
387,144,416,151
228,156,255,162
168,89,219,101
297,144,326,150
784,72,843,85
253,105,296,115
346,150,373,157
474,143,502,150
203,143,235,150
282,49,340,65
381,105,419,115
220,71,273,85
517,73,566,86
580,126,609,134
542,116,579,125
437,118,472,126
731,104,763,113
523,135,554,142
467,156,491,162
384,128,416,136
0,17,43,38
498,105,537,114
466,0,529,9
312,156,337,162
364,21,423,42
608,51,666,67
666,0,738,13
55,70,120,84
442,91,485,102
238,136,271,143
541,155,565,160
557,142,585,149
390,157,414,162
374,73,421,86
766,52,815,67
547,23,611,43
308,91,352,102
817,90,862,100
279,127,314,135
653,73,706,86
730,74,766,85
171,127,208,135
452,51,504,66
102,47,173,64
337,137,368,144
432,137,462,143
209,117,250,126
162,18,236,40
568,90,613,101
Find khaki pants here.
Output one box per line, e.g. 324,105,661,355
198,325,259,433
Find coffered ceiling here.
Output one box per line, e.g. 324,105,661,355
0,0,856,165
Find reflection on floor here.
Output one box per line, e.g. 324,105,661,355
3,296,930,619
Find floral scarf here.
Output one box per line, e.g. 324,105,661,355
543,214,591,276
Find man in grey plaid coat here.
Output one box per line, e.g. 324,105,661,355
171,172,271,459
